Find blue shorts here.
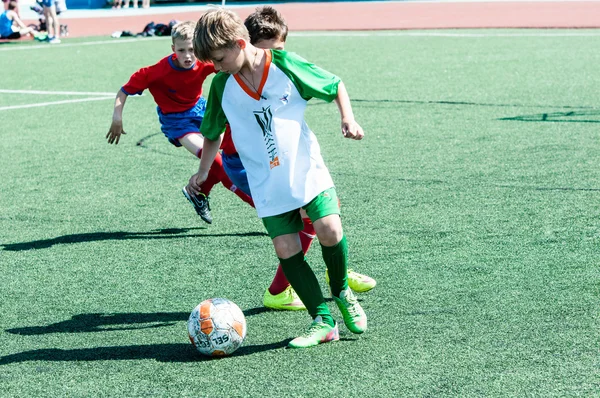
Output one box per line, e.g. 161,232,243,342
157,97,206,147
42,0,55,7
222,152,251,196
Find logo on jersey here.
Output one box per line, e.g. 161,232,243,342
253,105,280,169
279,94,289,104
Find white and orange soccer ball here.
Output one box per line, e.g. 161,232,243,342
187,298,247,357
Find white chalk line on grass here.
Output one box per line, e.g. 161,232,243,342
293,31,600,38
0,36,165,52
0,96,113,111
0,89,116,96
1,30,599,52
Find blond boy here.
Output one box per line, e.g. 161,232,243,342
107,21,253,223
188,9,367,348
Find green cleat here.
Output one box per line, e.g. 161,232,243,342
326,269,377,293
333,288,367,334
263,286,306,311
288,316,339,348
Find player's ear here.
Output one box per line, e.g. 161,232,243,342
171,44,175,53
237,39,246,49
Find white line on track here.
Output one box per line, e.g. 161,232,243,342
0,96,113,111
0,36,165,51
292,31,600,38
1,30,599,52
0,89,116,96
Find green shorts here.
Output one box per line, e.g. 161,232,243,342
262,187,340,239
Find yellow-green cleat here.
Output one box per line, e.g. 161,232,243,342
288,316,339,348
325,269,377,293
263,286,306,311
333,287,367,334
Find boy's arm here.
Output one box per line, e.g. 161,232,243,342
10,12,27,29
187,135,223,195
334,81,364,140
106,90,128,145
187,71,228,194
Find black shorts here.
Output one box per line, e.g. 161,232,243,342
1,32,21,40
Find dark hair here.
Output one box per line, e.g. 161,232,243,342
8,1,18,10
244,6,288,45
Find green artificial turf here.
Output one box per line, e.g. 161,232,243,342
0,30,598,397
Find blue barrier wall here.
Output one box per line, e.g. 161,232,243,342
66,0,106,9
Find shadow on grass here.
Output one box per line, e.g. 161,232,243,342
0,308,356,363
2,304,355,364
0,336,359,364
499,110,600,123
135,132,189,157
1,227,268,251
6,308,272,335
0,340,291,364
309,98,596,110
382,176,600,192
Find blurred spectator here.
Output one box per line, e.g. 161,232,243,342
2,0,19,17
123,0,149,9
30,0,67,37
0,1,36,39
41,0,60,43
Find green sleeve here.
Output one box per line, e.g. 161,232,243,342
270,49,341,102
200,72,229,141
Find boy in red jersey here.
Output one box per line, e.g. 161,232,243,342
107,20,253,224
208,7,376,311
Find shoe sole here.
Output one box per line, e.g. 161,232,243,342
288,328,340,348
264,303,307,311
288,337,338,349
348,280,376,293
326,271,377,293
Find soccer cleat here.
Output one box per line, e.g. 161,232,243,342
182,187,212,224
326,269,377,293
333,287,367,334
49,37,61,44
288,316,339,348
263,286,306,311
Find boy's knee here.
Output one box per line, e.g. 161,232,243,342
313,215,343,246
272,234,302,260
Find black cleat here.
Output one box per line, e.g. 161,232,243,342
182,187,212,224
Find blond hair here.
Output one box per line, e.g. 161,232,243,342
171,21,196,43
193,8,249,61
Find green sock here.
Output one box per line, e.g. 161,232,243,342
279,251,334,327
321,235,349,297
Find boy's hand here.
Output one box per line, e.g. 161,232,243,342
341,120,364,140
106,120,126,144
187,171,209,195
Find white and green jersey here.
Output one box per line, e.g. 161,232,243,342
201,49,341,218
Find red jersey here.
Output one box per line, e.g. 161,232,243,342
121,54,216,114
221,125,238,155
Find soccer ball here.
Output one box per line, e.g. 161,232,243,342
187,298,247,357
